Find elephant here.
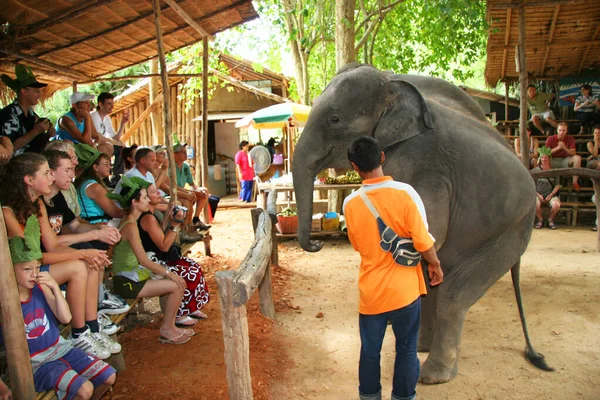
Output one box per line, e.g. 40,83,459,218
292,63,552,384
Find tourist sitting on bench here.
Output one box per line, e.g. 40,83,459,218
0,153,115,360
545,122,582,190
514,125,539,168
137,183,210,327
533,148,562,230
109,176,194,345
526,85,558,135
0,233,116,400
74,144,125,224
574,85,600,134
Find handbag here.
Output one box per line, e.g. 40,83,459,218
358,190,421,267
166,242,183,263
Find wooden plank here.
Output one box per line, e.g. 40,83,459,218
215,270,254,400
541,5,560,73
0,210,36,398
0,47,91,81
163,0,214,40
250,209,275,318
120,93,163,142
517,4,530,169
201,37,210,225
232,210,272,307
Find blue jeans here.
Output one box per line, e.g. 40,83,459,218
240,180,253,202
359,297,421,400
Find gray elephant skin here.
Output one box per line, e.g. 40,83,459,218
292,63,552,384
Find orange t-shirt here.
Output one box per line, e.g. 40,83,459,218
342,176,435,315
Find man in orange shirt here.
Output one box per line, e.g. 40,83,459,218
343,136,443,400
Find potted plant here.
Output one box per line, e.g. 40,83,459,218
276,207,299,234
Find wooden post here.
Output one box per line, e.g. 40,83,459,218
149,59,160,144
152,0,177,204
517,2,530,170
593,179,600,252
201,36,210,224
0,209,36,399
250,208,276,318
504,81,510,121
267,190,279,267
72,81,77,92
215,270,253,400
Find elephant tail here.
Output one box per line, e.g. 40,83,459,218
510,260,554,371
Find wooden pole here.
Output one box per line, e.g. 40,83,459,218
152,0,178,204
517,1,530,170
201,36,210,223
149,59,160,144
215,270,254,400
250,209,275,319
0,210,36,399
504,81,510,121
593,179,600,252
72,81,77,93
162,0,214,40
267,190,279,267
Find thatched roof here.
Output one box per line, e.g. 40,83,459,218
0,0,258,100
484,0,600,86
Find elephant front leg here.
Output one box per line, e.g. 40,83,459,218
418,281,438,352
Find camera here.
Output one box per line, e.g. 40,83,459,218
172,205,188,223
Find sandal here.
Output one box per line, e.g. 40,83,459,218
534,221,543,229
180,328,196,337
592,225,598,232
158,333,191,345
175,316,198,327
548,220,557,230
189,310,208,320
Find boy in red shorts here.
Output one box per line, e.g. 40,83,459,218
0,223,116,400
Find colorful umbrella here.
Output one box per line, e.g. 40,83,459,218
235,102,311,129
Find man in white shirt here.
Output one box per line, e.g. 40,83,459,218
115,147,168,193
90,92,129,182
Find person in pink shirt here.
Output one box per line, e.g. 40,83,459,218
545,122,582,190
235,141,255,202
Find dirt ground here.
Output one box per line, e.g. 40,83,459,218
112,208,600,400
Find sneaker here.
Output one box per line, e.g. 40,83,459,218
98,297,131,315
98,312,120,335
179,230,204,243
105,290,127,308
92,332,122,354
70,329,111,360
193,220,211,231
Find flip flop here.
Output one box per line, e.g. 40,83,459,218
175,316,199,327
180,328,196,337
548,220,557,230
534,221,543,229
158,333,191,345
189,310,208,320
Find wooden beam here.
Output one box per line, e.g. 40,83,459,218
163,0,214,41
149,59,161,145
20,0,116,38
201,37,210,226
250,209,275,319
0,47,91,81
501,8,512,78
120,93,163,142
577,23,600,73
0,212,36,399
541,5,560,74
153,0,178,205
491,0,580,9
503,39,600,49
79,73,206,84
518,2,530,170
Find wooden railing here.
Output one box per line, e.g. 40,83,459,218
215,207,277,400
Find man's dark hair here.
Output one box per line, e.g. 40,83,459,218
527,84,536,90
592,124,600,132
134,147,154,164
97,92,115,104
41,149,71,170
347,136,381,172
239,140,249,150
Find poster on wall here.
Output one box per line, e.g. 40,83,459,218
559,77,600,107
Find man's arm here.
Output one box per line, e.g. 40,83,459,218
58,116,93,145
58,218,121,246
38,272,72,324
114,110,130,141
11,118,50,151
421,246,443,286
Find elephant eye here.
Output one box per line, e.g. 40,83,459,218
329,115,340,124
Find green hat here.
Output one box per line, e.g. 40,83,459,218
538,146,552,158
74,143,101,172
173,143,188,153
106,176,151,207
1,65,48,92
9,215,42,264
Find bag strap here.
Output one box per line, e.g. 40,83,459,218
358,188,383,219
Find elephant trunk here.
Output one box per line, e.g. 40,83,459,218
292,147,323,253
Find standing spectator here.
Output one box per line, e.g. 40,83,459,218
55,92,114,155
342,136,443,400
545,122,582,190
574,84,600,134
514,125,539,169
0,65,54,155
90,92,129,182
526,85,558,135
235,140,255,202
533,148,562,230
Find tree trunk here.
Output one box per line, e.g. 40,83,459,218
335,0,356,70
149,59,161,144
283,1,310,104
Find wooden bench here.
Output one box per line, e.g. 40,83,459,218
560,202,597,226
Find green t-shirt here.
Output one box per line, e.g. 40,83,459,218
176,162,194,188
527,92,553,114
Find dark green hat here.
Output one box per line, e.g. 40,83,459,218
9,215,42,264
1,65,48,92
74,143,101,172
538,146,552,158
106,176,151,207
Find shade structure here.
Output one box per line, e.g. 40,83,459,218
235,102,311,129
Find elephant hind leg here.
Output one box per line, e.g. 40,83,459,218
510,260,554,371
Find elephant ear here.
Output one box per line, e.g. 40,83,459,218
373,78,434,149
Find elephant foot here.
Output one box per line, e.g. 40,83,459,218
419,357,458,384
